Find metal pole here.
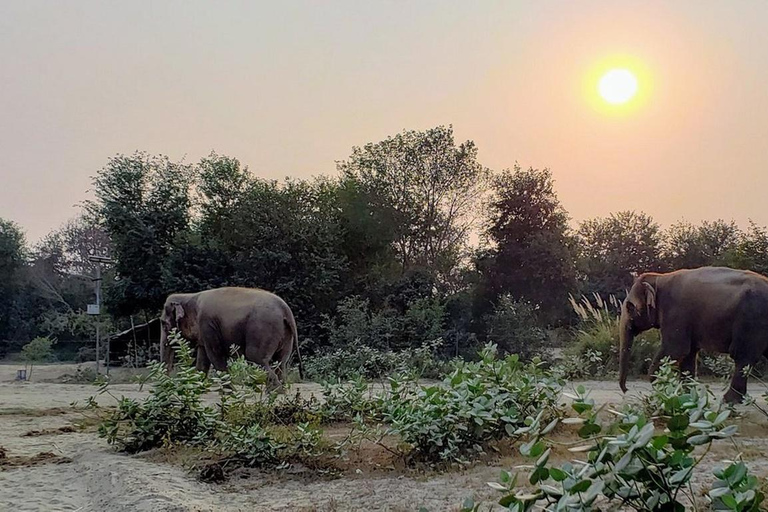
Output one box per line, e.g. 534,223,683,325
95,263,101,375
87,255,113,377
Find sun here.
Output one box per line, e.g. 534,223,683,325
598,68,638,105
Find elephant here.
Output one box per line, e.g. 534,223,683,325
619,266,768,404
159,286,303,390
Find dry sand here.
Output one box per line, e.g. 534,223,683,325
1,362,766,511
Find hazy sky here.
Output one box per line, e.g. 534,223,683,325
2,1,768,242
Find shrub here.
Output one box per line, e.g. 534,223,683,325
21,336,56,380
97,331,218,453
378,343,563,464
485,295,549,360
304,338,448,381
477,358,752,512
96,330,324,472
320,375,379,421
323,295,445,352
76,346,97,363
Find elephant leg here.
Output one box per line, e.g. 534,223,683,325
679,351,697,378
273,341,293,391
724,361,748,405
196,346,211,374
198,324,228,372
261,363,281,394
648,342,691,383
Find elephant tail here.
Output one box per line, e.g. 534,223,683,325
285,315,304,381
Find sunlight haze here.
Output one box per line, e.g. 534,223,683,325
2,0,768,241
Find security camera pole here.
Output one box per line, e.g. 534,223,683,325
87,255,114,375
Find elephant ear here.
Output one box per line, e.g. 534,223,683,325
642,282,656,310
173,302,185,321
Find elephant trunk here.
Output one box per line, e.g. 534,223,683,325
160,327,174,371
618,319,634,393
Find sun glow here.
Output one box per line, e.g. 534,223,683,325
598,69,638,104
584,55,651,115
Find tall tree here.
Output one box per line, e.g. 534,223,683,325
723,221,768,275
0,219,27,353
477,166,577,323
577,211,664,297
663,219,741,270
88,152,192,315
337,126,489,288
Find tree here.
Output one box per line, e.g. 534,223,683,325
0,219,26,353
478,166,577,323
166,155,350,344
88,152,192,316
576,211,664,297
21,336,55,380
337,125,489,288
723,221,768,275
663,220,741,270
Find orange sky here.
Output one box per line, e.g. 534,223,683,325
2,1,767,242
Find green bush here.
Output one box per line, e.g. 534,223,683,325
97,331,218,453
21,336,56,380
485,295,550,360
304,338,448,381
378,343,563,464
96,331,324,470
476,358,754,512
323,295,445,352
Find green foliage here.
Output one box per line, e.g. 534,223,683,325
98,331,217,453
21,336,55,380
663,220,741,269
96,331,324,470
708,461,765,511
323,295,445,353
0,218,26,354
484,359,747,512
378,344,563,464
305,339,448,381
563,293,659,378
21,336,55,363
338,125,490,286
701,353,737,379
485,295,549,360
479,165,577,323
723,221,768,276
320,376,380,421
577,211,665,297
88,152,192,316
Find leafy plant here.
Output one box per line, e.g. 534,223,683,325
378,343,563,464
305,338,448,381
21,336,56,380
97,330,218,453
485,359,746,511
485,295,550,360
320,375,379,422
708,461,765,511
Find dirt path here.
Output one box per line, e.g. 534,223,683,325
0,364,765,511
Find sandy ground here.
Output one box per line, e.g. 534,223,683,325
1,363,767,512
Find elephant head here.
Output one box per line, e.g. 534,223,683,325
619,274,659,393
159,293,197,370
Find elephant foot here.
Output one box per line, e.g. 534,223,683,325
723,388,745,405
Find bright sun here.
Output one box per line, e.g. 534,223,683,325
598,68,638,104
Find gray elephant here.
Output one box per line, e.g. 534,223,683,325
619,266,768,404
159,287,303,390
